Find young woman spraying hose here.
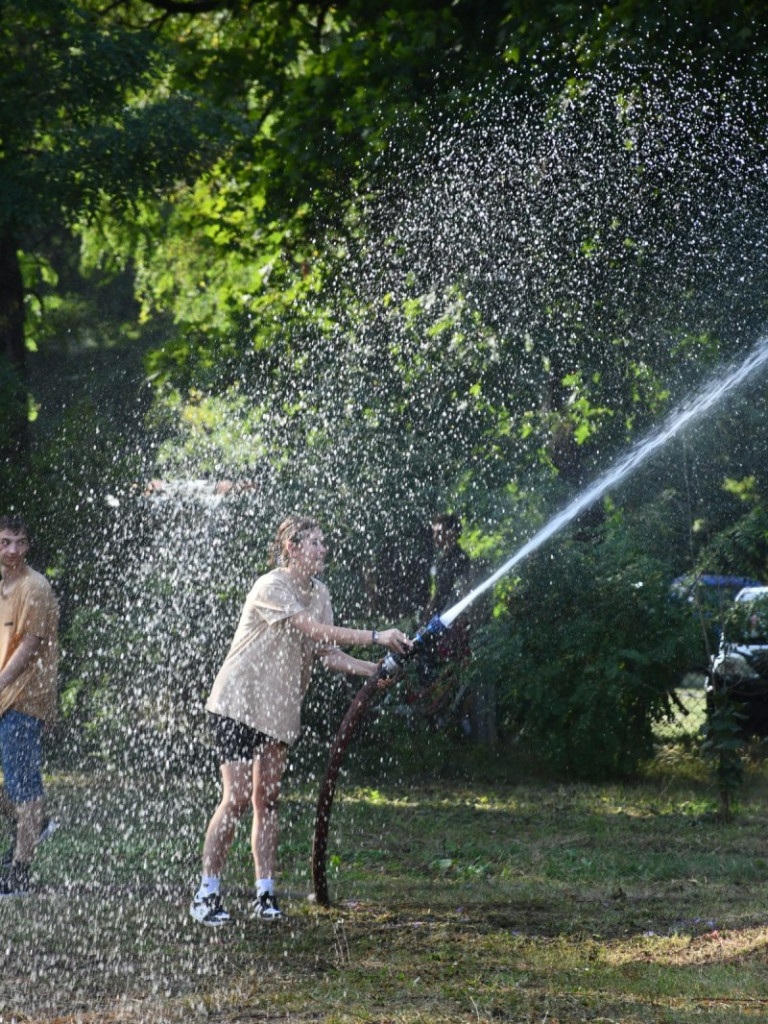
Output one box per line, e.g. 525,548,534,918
190,515,411,926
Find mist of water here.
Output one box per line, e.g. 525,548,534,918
441,338,768,626
52,60,768,784
12,54,768,1019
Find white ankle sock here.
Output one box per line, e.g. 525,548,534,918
257,877,274,896
198,875,220,899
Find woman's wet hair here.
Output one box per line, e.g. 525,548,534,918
272,515,321,567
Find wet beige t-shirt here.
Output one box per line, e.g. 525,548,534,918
0,565,59,723
206,568,336,744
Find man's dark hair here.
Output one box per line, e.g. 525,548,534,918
432,512,462,536
0,515,30,541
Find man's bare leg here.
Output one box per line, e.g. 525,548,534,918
14,797,44,863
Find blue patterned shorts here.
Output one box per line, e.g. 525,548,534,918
0,710,44,804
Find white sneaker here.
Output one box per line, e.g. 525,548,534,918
190,892,230,927
252,890,283,921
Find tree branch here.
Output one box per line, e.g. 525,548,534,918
106,0,229,13
102,0,342,15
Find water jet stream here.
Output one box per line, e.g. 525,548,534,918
442,337,768,625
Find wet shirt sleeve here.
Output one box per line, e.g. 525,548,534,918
311,584,338,657
250,573,307,624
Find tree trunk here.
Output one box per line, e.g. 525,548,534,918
470,678,497,746
0,232,28,455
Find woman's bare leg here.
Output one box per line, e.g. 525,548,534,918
202,761,252,878
251,742,288,881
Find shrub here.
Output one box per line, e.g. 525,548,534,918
467,513,701,779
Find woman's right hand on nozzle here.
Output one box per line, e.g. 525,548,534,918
376,628,412,654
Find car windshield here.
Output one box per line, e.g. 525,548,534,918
724,594,768,645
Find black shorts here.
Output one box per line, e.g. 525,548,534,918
207,713,275,764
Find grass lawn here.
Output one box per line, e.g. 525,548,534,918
4,735,768,1023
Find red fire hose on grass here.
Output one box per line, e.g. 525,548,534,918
311,614,447,906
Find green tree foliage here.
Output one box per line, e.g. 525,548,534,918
98,1,768,547
103,0,768,338
0,0,226,457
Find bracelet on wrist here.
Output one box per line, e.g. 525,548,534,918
372,630,378,644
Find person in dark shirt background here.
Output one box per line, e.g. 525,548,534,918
426,513,471,622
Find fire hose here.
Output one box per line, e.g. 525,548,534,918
311,613,448,906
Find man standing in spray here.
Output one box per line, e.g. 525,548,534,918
191,515,411,926
426,513,471,625
404,513,473,733
0,516,59,897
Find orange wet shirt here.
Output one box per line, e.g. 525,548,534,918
0,565,59,723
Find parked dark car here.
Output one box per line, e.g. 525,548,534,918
707,586,768,736
670,573,765,645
